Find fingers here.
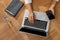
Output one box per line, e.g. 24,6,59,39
28,17,31,23
28,15,34,24
49,8,54,15
31,15,34,23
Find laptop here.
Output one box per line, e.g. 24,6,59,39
19,9,50,37
5,0,24,16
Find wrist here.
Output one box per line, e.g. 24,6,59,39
49,6,54,9
28,10,33,13
49,4,55,9
28,11,33,15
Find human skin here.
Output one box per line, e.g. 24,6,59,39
25,0,59,23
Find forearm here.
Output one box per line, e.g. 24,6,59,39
50,0,59,8
25,0,33,13
26,4,33,13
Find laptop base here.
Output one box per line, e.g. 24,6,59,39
19,9,50,37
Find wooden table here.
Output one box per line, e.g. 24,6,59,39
0,0,60,40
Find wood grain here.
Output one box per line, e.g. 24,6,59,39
0,0,60,40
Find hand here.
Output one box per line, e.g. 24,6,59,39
28,12,35,24
49,7,54,15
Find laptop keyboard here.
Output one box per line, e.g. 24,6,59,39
24,18,47,30
6,0,24,16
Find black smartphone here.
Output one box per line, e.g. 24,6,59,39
46,10,55,20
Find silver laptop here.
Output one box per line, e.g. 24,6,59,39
19,9,50,37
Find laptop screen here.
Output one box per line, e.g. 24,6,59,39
24,18,47,30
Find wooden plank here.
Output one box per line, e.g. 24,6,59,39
0,0,60,40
